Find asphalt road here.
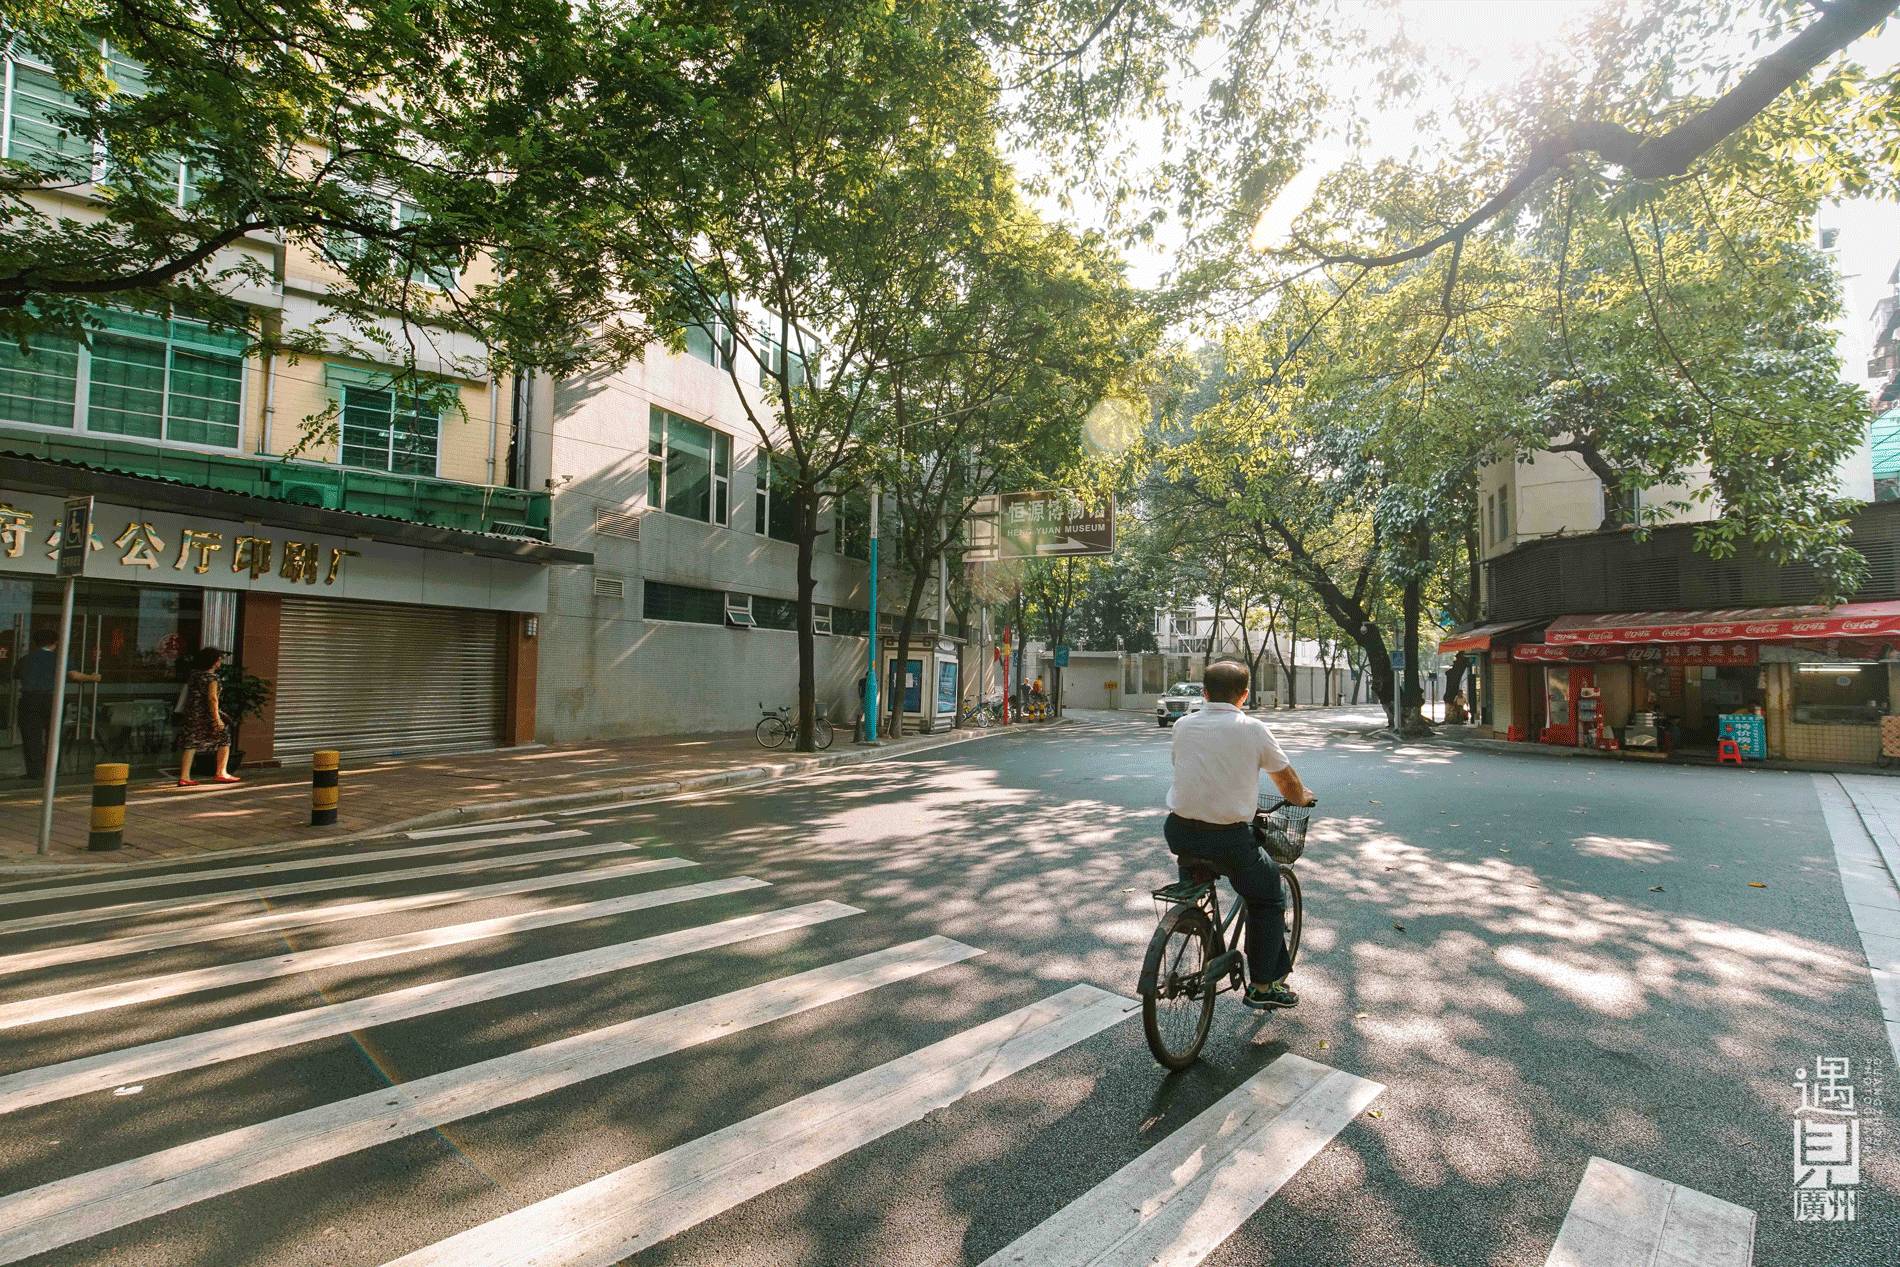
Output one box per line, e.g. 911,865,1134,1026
0,708,1893,1266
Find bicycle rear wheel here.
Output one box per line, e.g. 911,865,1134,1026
1141,904,1218,1070
1281,865,1303,970
814,718,835,750
755,717,787,749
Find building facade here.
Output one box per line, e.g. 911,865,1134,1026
528,328,889,740
0,41,580,783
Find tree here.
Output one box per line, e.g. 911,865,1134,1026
1,0,722,376
1022,555,1098,713
642,2,1010,750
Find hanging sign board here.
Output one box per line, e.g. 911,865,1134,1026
56,496,93,578
963,492,1114,560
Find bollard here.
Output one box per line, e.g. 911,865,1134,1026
88,763,128,852
311,749,340,826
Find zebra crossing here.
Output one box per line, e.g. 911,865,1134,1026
0,815,1759,1266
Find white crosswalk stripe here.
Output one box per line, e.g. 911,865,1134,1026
0,899,856,1115
1544,1157,1756,1267
405,819,555,839
0,936,982,1264
0,853,691,978
0,839,641,937
380,984,1138,1267
0,866,732,1031
977,1053,1383,1267
0,829,587,910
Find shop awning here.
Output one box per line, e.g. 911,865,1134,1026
1438,619,1541,654
1544,600,1900,645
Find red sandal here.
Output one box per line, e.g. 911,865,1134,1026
213,774,242,784
177,778,199,787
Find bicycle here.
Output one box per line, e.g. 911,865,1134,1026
755,703,834,751
957,701,999,729
1138,797,1310,1070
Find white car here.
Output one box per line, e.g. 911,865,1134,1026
1155,682,1205,727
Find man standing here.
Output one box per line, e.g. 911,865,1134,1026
1164,659,1316,1009
16,627,100,781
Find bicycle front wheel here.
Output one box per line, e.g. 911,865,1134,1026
1141,904,1218,1071
755,717,787,749
813,718,835,750
1280,865,1303,971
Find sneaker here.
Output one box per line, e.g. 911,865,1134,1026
1243,980,1298,1010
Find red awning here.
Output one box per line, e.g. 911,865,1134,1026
1439,620,1540,654
1544,601,1900,645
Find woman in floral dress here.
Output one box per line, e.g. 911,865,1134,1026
177,647,239,787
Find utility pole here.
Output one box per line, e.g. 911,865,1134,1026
864,487,881,744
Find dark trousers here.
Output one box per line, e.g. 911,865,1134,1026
1164,813,1291,984
17,692,51,781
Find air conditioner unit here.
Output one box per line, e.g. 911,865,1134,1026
267,469,342,509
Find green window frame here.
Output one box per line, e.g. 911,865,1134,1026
326,191,459,290
0,308,244,447
647,405,730,525
337,381,441,476
2,38,192,200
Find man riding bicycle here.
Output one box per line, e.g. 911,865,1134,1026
1164,660,1317,1010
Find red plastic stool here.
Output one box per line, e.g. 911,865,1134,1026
1717,738,1744,767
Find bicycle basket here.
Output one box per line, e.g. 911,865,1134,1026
1259,804,1312,864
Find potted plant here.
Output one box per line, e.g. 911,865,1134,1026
208,664,271,775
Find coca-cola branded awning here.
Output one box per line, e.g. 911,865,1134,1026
1544,601,1900,645
1439,620,1542,654
1514,642,1758,665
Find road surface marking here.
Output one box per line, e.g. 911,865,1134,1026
0,841,641,937
405,819,555,839
0,897,849,1115
381,985,1138,1267
1544,1157,1755,1267
0,854,689,979
0,830,588,910
0,869,734,1031
978,1053,1383,1266
0,935,972,1264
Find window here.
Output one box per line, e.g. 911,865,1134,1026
328,191,458,289
1820,227,1840,251
339,382,440,475
1484,493,1495,545
757,334,811,389
0,309,244,446
685,313,734,371
642,580,724,625
812,605,833,636
1498,491,1511,543
753,450,800,542
830,607,869,637
752,596,798,631
1793,662,1888,725
724,593,756,628
2,39,193,199
647,406,729,525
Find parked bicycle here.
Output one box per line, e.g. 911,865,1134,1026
957,701,1000,729
755,703,834,751
1138,796,1310,1070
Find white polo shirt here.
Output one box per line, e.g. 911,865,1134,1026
1166,703,1291,825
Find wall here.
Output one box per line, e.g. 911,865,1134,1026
1764,660,1890,765
532,344,876,741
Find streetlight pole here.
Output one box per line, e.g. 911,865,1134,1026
863,486,880,744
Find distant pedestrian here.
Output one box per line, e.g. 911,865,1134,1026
15,627,101,781
1446,690,1468,724
177,647,238,787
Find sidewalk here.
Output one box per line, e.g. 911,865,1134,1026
0,723,1026,868
1416,720,1900,777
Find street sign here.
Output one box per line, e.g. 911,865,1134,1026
57,496,92,578
963,492,1115,560
1053,645,1071,667
1390,648,1406,671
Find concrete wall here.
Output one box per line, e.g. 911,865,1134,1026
532,344,876,741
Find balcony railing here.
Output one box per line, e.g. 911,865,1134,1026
0,430,548,540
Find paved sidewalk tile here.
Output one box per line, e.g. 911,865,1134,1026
0,724,1019,866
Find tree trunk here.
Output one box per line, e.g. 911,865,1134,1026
1399,562,1429,737
1255,515,1394,711
1287,600,1300,709
888,557,931,737
794,487,820,751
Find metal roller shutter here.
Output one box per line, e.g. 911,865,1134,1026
274,597,505,758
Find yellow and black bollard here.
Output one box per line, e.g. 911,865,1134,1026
310,749,340,826
88,763,128,852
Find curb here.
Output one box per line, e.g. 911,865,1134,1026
0,720,1054,872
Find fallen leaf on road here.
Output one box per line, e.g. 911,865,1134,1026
1367,1109,1384,1118
1354,1011,1369,1019
1369,799,1382,805
1749,881,1768,888
112,1085,143,1097
1499,847,1510,853
1649,885,1665,892
1318,1040,1329,1049
1392,922,1407,933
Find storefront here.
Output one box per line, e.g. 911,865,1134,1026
1438,619,1543,729
1504,602,1900,764
0,478,582,782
